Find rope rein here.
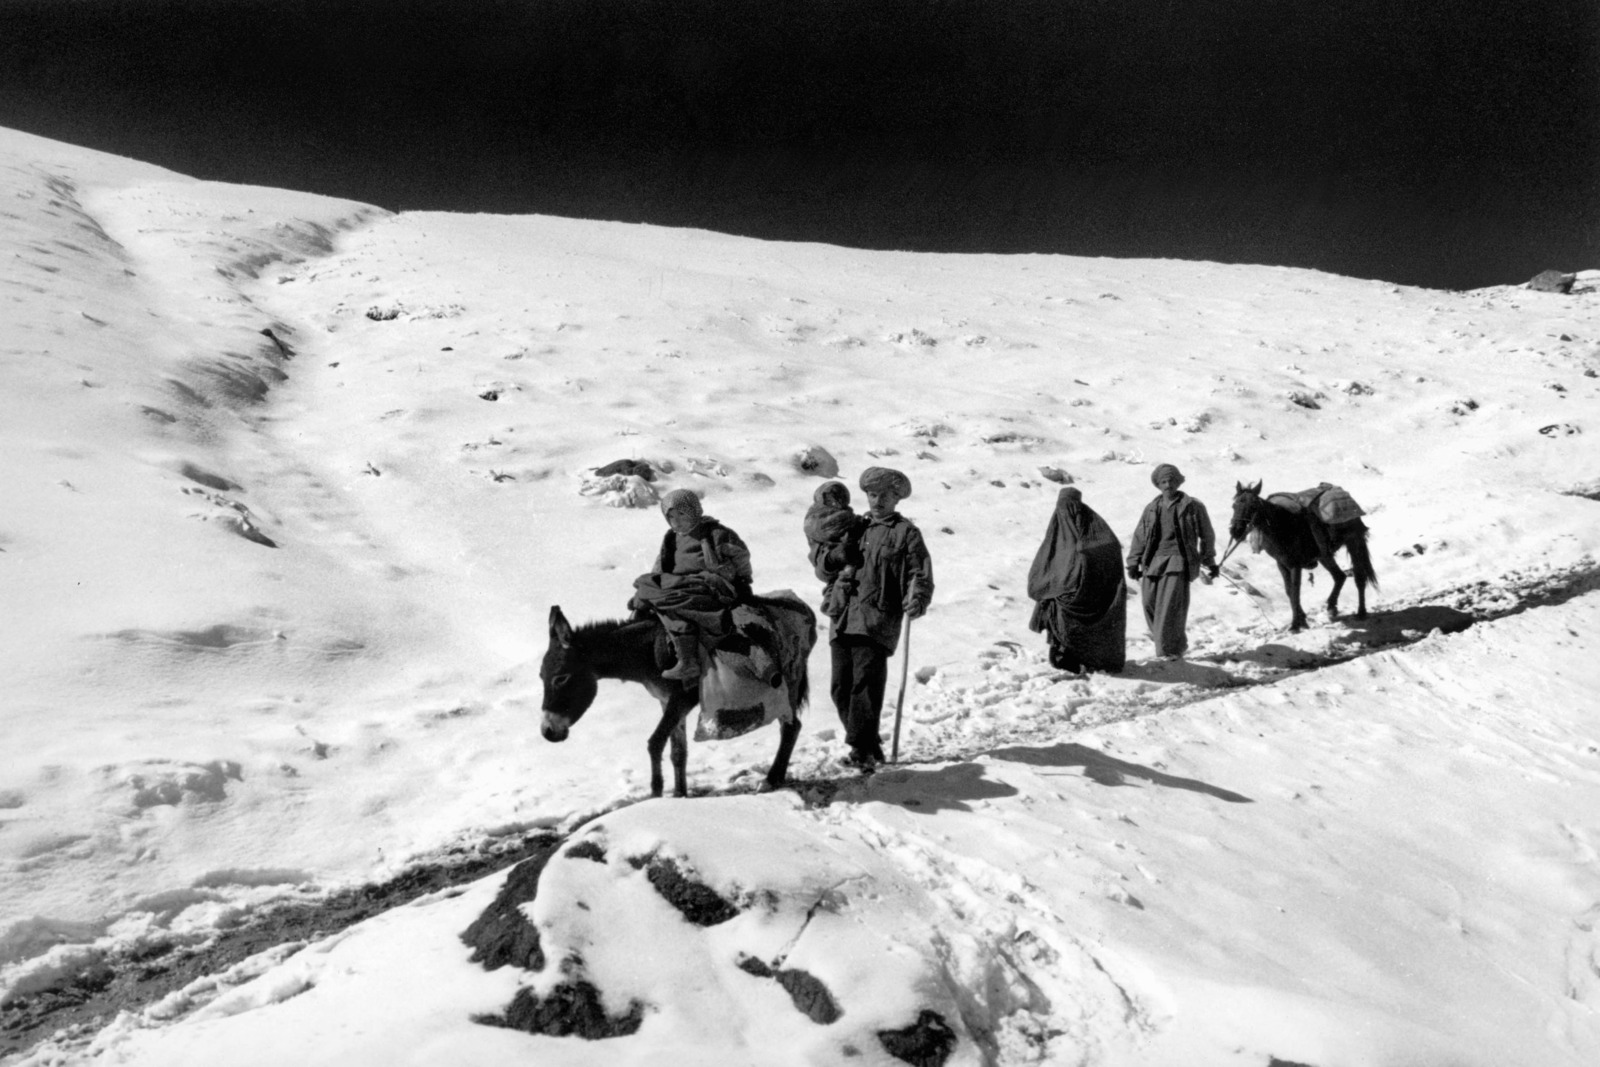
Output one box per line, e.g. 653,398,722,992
1219,517,1282,630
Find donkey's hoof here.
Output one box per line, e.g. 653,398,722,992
756,779,783,794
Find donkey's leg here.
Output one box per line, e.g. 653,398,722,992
644,691,697,798
646,703,676,799
1280,563,1308,632
669,714,689,798
761,718,803,793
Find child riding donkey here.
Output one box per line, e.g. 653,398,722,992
630,488,753,683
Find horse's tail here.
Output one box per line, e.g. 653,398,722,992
1346,523,1380,592
793,659,811,712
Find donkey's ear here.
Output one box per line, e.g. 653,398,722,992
549,606,574,647
1248,480,1262,494
1235,481,1245,492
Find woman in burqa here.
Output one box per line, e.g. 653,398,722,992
1026,487,1127,673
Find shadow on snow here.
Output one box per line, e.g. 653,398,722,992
986,742,1253,804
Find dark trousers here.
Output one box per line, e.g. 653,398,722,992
830,635,889,758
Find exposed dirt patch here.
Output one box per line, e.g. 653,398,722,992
737,955,842,1024
475,976,645,1039
462,832,652,1040
879,1008,959,1066
458,843,563,973
1,831,559,1058
629,853,741,926
563,838,607,863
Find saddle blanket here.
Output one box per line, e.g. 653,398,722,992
1272,483,1366,525
692,590,816,742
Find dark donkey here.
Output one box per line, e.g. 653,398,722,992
540,599,813,797
1227,481,1379,632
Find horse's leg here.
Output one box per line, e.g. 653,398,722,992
761,717,803,793
1280,562,1308,632
1348,534,1373,619
1322,554,1346,620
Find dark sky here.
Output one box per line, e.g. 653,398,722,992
3,0,1596,288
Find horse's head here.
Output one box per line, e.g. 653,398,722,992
540,606,598,742
1229,480,1265,542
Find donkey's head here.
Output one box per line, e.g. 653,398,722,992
540,606,599,742
1228,480,1266,543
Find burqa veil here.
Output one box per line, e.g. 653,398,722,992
1026,488,1127,672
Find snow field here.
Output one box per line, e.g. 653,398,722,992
2,125,1598,1064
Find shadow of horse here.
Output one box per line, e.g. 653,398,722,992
988,742,1253,803
1334,604,1475,645
1211,605,1478,670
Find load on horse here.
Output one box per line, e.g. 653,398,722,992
1227,481,1379,632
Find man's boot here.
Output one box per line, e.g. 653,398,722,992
661,631,701,683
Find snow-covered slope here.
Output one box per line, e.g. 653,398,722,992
2,125,1596,1065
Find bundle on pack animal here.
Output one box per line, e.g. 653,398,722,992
1227,481,1378,631
540,594,815,797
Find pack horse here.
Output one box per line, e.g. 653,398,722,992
1227,481,1379,632
540,593,816,797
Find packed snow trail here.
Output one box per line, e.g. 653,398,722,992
8,564,1599,1064
17,587,1598,1066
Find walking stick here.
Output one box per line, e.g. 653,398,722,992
889,617,912,764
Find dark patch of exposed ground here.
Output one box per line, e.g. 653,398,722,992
878,1008,959,1067
8,559,1596,1059
563,838,607,863
458,846,562,974
629,853,741,927
474,977,645,1039
737,955,843,1024
461,838,745,1038
1,831,559,1059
